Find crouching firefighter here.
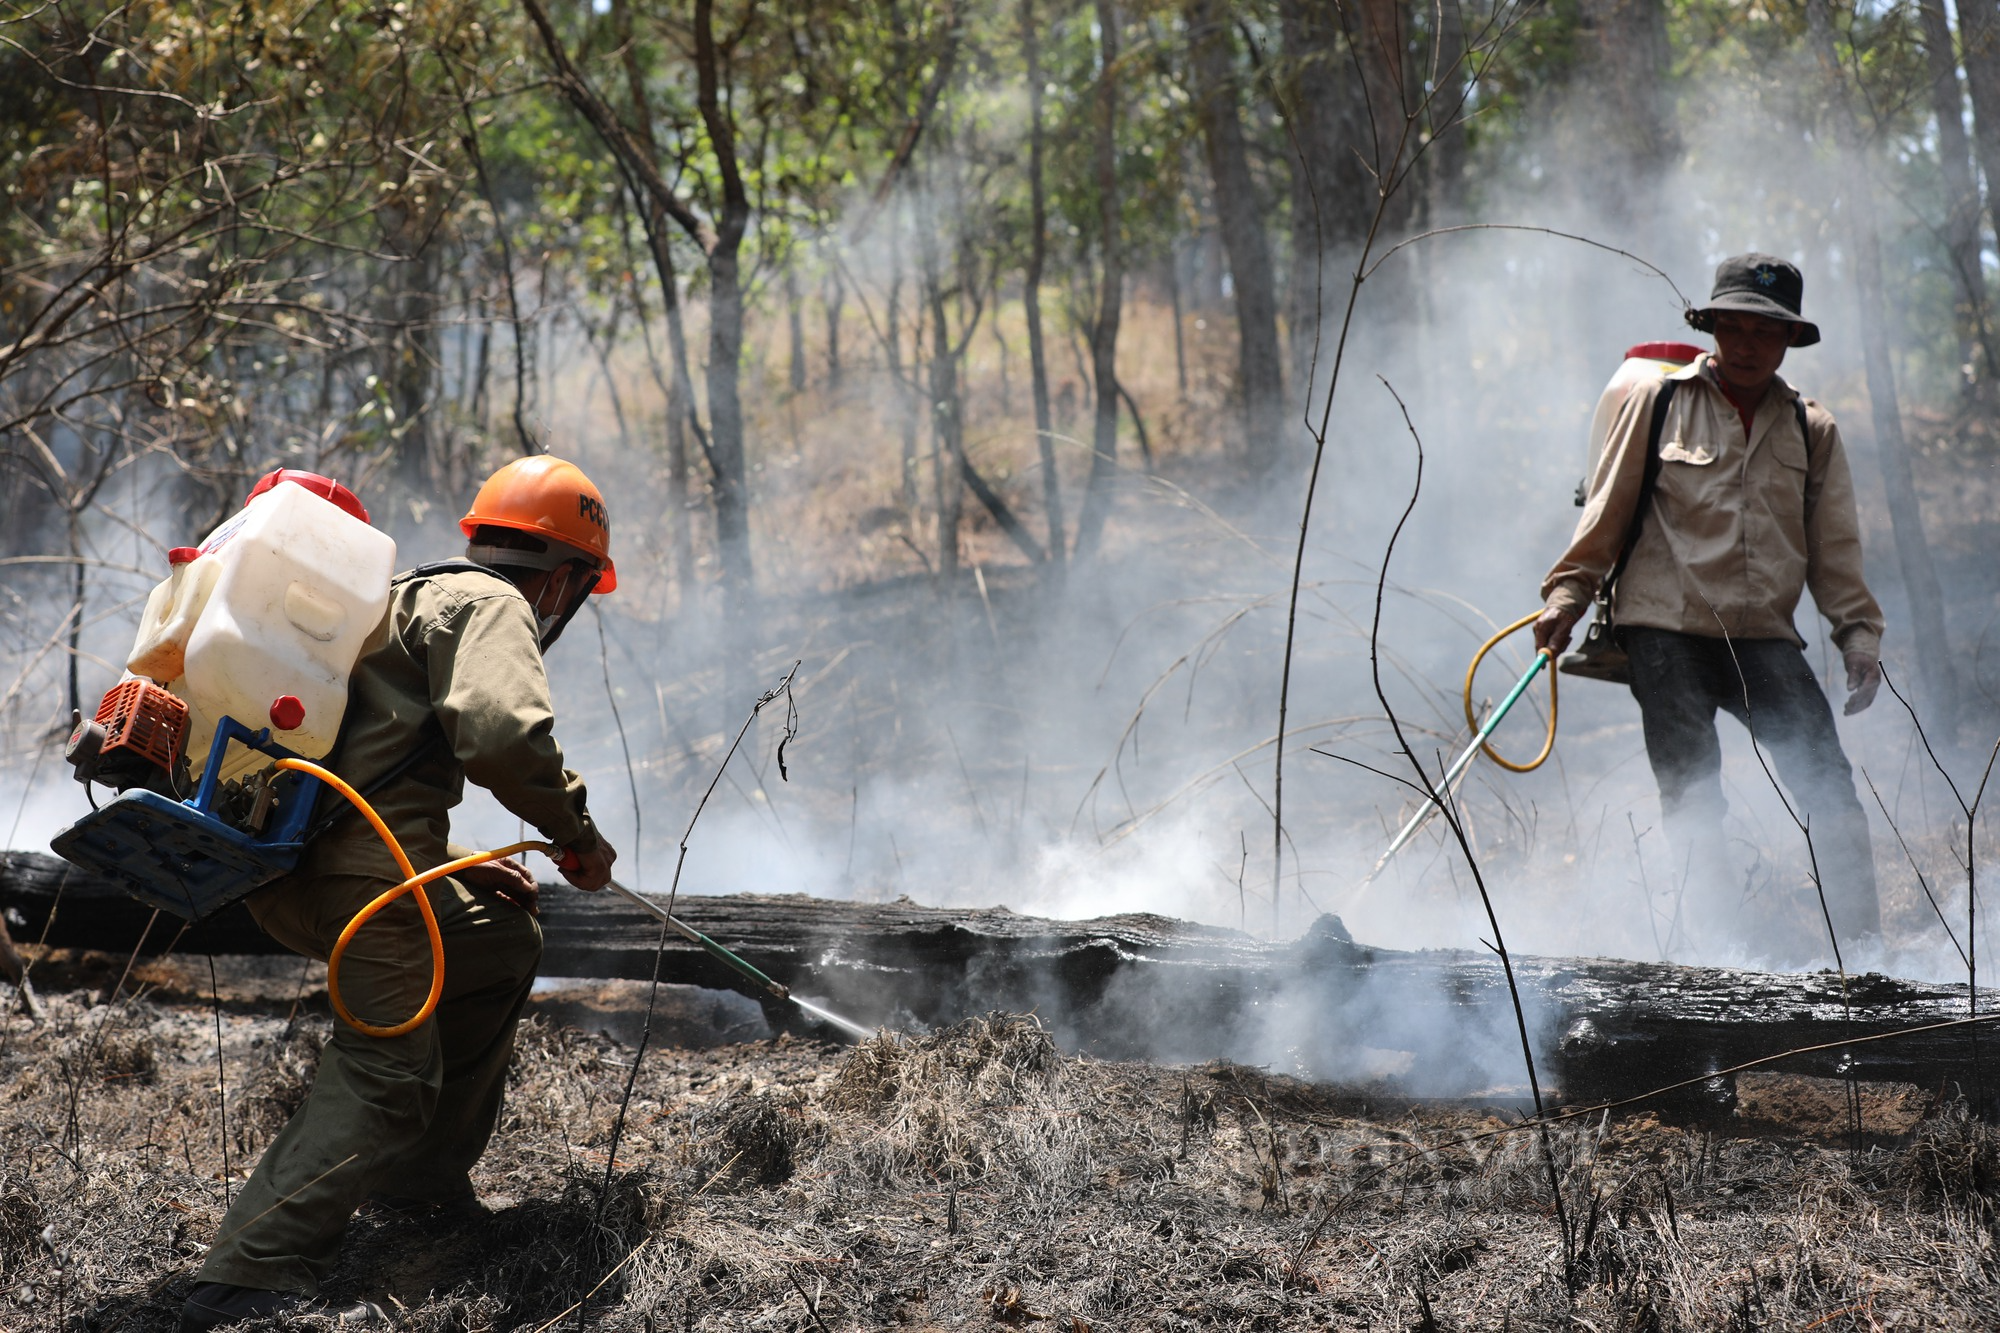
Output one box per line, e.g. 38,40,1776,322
181,456,620,1332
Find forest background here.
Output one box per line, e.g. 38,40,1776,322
5,0,2000,1006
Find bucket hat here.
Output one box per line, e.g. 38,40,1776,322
1684,253,1820,347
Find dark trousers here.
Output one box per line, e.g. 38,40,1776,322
199,872,542,1295
1623,627,1881,948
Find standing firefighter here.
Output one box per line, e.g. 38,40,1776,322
1534,254,1885,955
181,456,620,1332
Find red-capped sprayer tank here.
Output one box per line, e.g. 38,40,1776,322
1577,342,1707,504
126,470,396,778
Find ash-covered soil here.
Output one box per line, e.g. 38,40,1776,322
3,959,1999,1331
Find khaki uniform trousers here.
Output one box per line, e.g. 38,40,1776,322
197,871,542,1295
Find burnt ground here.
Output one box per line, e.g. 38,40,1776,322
3,956,1999,1331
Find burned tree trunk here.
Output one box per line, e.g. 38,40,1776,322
4,851,1986,1114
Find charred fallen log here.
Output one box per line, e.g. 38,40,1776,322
2,850,1985,1111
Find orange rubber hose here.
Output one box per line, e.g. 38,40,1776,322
274,757,554,1038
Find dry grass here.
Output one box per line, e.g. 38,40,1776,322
3,975,2000,1330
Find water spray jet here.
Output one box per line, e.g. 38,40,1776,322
597,876,877,1043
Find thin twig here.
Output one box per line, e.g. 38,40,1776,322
579,662,805,1329
666,662,802,919
1862,765,1967,967
1879,662,1998,1108
1357,376,1574,1284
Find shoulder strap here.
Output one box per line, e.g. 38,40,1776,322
1598,378,1679,604
1794,396,1810,459
394,557,495,586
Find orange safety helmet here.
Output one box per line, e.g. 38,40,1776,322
459,455,617,593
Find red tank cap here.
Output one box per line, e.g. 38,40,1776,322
269,696,306,732
246,468,370,525
167,546,201,566
1624,341,1706,365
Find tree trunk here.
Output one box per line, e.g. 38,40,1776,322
665,375,693,597
1958,0,2000,251
922,227,964,585
627,210,704,600
1021,0,1064,569
1350,0,1411,214
1919,0,1995,385
1573,0,1677,248
471,293,492,433
1071,0,1125,559
1807,0,1959,725
1168,247,1189,400
822,263,844,392
66,513,83,720
6,850,1989,1108
887,258,921,513
1424,0,1471,223
694,0,755,602
1278,0,1370,399
705,247,753,598
612,0,706,607
786,262,807,395
1186,0,1284,470
388,220,437,488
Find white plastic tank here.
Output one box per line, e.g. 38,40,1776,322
128,548,221,685
126,473,396,778
1579,341,1707,501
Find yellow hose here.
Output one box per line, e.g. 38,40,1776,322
274,757,554,1039
1462,612,1558,773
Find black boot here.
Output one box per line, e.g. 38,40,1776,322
180,1282,386,1331
360,1189,486,1224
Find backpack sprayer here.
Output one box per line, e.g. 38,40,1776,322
1351,342,1706,900
53,688,329,920
52,472,394,920
48,469,873,1044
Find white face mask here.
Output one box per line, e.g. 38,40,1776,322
467,542,597,649
532,566,601,650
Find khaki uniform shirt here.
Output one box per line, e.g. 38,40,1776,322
295,565,599,884
1542,356,1884,660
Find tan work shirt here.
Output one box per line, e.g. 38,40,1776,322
295,564,599,884
1542,356,1884,660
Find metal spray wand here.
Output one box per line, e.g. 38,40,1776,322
1349,649,1552,905
599,878,877,1043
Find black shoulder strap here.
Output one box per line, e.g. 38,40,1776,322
1793,395,1810,457
1599,377,1679,604
394,557,495,586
